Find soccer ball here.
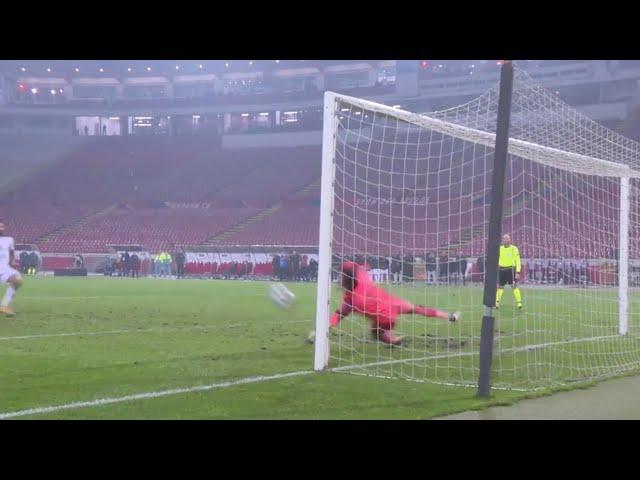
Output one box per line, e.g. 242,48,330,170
268,283,296,310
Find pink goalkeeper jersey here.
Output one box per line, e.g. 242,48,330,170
331,262,410,327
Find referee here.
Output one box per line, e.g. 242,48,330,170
496,234,523,310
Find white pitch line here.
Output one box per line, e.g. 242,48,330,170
0,370,314,420
27,296,132,300
0,319,313,341
0,330,134,341
331,334,621,371
0,334,624,419
27,293,268,301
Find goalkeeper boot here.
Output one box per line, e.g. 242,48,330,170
495,302,500,309
517,303,523,310
387,334,405,346
378,329,404,346
449,311,461,323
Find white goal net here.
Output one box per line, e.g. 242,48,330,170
314,67,640,391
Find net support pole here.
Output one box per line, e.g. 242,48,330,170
314,91,338,371
619,176,630,335
477,62,514,398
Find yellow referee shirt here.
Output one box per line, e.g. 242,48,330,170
499,245,521,273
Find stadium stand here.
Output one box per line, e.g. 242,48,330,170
0,133,633,259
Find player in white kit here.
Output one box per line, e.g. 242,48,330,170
0,222,22,316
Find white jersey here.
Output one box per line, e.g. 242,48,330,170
0,236,15,269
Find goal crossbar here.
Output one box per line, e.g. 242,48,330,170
331,92,639,179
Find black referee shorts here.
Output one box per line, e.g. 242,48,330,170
498,267,516,287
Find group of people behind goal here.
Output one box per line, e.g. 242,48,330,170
1,220,524,321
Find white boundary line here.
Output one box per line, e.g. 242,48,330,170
28,296,136,300
0,330,134,341
0,370,314,419
330,334,622,371
0,333,626,419
0,319,313,341
28,293,268,301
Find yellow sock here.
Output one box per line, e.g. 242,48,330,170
513,287,522,305
496,288,504,304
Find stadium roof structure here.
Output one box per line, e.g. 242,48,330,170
0,60,396,79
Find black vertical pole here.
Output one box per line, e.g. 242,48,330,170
477,61,514,398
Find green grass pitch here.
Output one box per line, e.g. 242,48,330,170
1,276,638,419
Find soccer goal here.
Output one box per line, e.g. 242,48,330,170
314,66,640,391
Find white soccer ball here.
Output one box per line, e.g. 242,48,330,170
268,283,296,310
307,330,316,344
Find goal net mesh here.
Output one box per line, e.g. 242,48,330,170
325,67,640,391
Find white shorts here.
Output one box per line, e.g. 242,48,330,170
0,266,20,283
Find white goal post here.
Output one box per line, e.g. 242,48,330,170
314,69,640,391
314,91,338,371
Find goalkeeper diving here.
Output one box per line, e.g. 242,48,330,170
330,261,460,346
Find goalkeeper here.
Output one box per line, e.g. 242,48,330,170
496,234,523,309
330,261,460,346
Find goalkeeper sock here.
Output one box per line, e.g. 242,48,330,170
413,305,448,319
496,288,504,305
1,286,15,307
513,287,522,305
